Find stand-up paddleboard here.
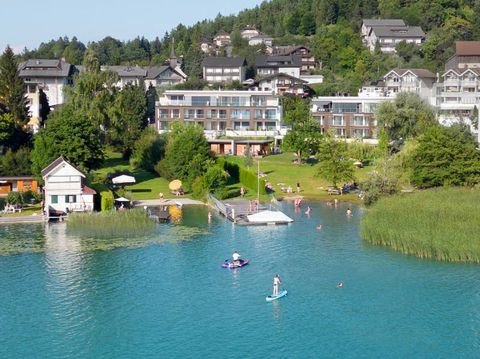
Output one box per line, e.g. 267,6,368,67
266,289,287,302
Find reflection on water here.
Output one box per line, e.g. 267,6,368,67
270,300,283,321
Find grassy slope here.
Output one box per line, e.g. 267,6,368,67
227,153,370,202
90,151,370,202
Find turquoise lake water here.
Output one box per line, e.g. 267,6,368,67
1,201,479,358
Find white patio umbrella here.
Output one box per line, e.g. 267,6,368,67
112,174,136,185
114,197,131,202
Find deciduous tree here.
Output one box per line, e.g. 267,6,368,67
316,133,355,188
411,125,480,188
376,92,437,141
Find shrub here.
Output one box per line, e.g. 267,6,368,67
101,191,115,211
7,191,23,205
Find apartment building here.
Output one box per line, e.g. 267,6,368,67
19,58,77,119
361,19,425,53
311,96,385,139
255,55,302,78
202,56,247,84
437,41,480,141
155,90,282,135
272,46,319,74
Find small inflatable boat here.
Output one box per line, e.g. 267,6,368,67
222,259,249,269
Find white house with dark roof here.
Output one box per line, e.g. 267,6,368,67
248,33,273,47
366,25,425,53
255,55,302,78
361,19,405,42
382,68,436,102
145,65,187,88
41,157,96,215
241,26,260,40
202,56,247,83
101,65,147,88
213,30,231,47
18,59,77,120
255,73,309,97
272,45,319,74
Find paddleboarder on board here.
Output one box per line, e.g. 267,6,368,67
273,274,282,297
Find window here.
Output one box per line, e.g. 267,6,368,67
159,109,169,119
331,115,343,126
185,109,195,119
265,121,276,130
66,195,77,203
265,109,276,119
219,110,227,119
353,115,366,126
172,109,180,118
196,110,205,118
192,96,210,106
51,195,58,204
252,96,267,106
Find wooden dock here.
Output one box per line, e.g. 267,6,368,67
207,194,292,225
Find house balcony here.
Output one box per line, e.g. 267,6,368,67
443,79,460,86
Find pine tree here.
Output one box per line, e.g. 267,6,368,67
0,46,28,127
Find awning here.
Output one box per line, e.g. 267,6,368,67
115,197,130,202
112,175,136,185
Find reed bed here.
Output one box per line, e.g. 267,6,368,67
360,188,480,263
67,208,156,239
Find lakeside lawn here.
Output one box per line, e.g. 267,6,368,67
91,151,370,203
226,153,370,202
360,187,480,263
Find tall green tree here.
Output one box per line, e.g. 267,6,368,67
376,92,437,141
0,113,15,149
281,97,322,161
145,83,157,125
155,122,212,186
31,107,104,175
38,88,50,126
109,83,147,158
316,132,355,188
0,46,29,128
411,125,480,188
66,50,118,142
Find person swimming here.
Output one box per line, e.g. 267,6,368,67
305,206,311,215
337,281,344,288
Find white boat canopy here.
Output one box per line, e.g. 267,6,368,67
247,210,294,224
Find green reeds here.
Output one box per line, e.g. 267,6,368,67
360,188,480,263
67,208,155,238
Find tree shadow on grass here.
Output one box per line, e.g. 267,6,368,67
102,156,128,168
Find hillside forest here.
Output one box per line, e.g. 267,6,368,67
16,0,480,95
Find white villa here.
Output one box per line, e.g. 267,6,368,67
41,157,96,216
18,59,76,124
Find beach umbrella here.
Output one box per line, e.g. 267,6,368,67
169,179,182,191
112,174,136,185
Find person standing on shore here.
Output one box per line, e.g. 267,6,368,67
296,182,301,193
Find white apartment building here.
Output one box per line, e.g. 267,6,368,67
19,59,76,120
155,90,282,136
202,57,247,84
